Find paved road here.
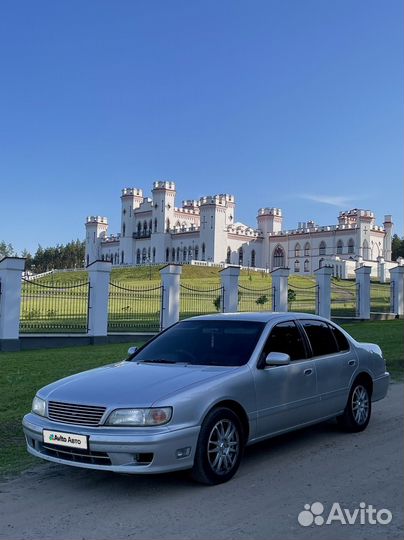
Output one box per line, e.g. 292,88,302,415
1,383,403,540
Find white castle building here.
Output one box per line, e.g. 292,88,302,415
85,181,394,278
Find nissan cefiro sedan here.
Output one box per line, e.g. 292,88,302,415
23,313,389,484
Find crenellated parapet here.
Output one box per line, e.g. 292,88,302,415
86,216,108,224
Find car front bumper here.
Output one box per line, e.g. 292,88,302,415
22,413,200,474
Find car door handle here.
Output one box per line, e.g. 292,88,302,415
348,360,356,366
304,368,313,376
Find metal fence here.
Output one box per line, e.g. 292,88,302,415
370,281,392,314
20,278,90,333
331,279,359,317
287,283,319,314
179,284,224,319
108,282,163,333
238,284,274,312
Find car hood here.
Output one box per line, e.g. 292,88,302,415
38,361,232,408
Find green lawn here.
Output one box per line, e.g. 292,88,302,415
1,319,402,478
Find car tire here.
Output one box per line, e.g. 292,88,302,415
337,380,371,432
191,407,244,485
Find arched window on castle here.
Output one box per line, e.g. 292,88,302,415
226,247,231,264
148,247,151,259
304,242,310,256
172,248,175,262
304,259,309,272
188,246,192,261
166,218,170,232
348,238,355,254
195,245,199,260
154,218,157,232
152,247,156,262
362,239,369,259
101,254,105,261
137,222,141,235
142,248,147,262
122,223,126,237
183,247,187,262
202,243,206,261
273,246,285,268
238,247,243,265
319,241,326,256
294,259,300,272
294,243,301,258
176,247,180,262
121,251,124,264
251,249,256,267
136,249,141,264
337,240,343,254
166,248,169,263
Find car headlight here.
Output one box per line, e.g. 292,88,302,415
32,395,46,417
105,407,172,426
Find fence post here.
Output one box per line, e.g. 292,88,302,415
0,257,26,351
315,266,332,319
160,264,182,329
390,266,404,316
271,268,289,311
220,265,240,312
355,265,371,319
378,257,387,283
87,260,112,344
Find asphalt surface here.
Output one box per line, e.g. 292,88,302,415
0,383,403,540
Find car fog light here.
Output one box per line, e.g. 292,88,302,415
176,447,191,459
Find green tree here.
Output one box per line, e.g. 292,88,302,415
0,241,15,259
392,234,404,261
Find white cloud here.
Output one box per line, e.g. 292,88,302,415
299,194,355,207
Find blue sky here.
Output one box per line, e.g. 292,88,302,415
0,0,402,255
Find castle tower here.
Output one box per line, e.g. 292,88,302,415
151,181,176,261
120,188,144,265
257,208,283,267
383,215,393,261
357,210,374,260
199,195,228,263
85,216,108,265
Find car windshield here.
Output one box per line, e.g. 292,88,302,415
132,320,266,367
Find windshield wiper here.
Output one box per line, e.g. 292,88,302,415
141,359,178,364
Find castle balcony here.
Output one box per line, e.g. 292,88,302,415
133,231,151,239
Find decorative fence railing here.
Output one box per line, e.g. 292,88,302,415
287,283,319,314
331,279,359,317
20,279,90,333
108,282,163,333
179,284,224,319
238,284,274,312
370,282,392,314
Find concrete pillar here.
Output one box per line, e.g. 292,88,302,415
87,260,112,343
315,266,333,319
220,265,240,313
390,266,404,316
355,265,372,319
378,257,387,283
271,267,289,312
0,257,26,351
160,264,182,329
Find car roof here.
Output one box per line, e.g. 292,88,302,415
187,312,326,324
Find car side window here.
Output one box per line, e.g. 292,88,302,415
328,324,350,352
301,320,339,357
260,321,306,363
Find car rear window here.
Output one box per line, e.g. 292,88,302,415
301,320,339,357
133,320,266,366
328,324,350,352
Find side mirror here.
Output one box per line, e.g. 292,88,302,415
265,352,290,366
127,346,138,356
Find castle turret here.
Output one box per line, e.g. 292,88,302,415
257,207,283,235
85,216,108,265
199,195,229,262
151,181,176,261
120,188,144,264
383,215,393,261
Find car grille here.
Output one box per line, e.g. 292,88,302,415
48,401,106,426
42,443,111,466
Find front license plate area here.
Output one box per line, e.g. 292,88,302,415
43,429,88,450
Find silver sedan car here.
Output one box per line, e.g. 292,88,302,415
23,313,390,484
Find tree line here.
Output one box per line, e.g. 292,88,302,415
0,240,85,273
